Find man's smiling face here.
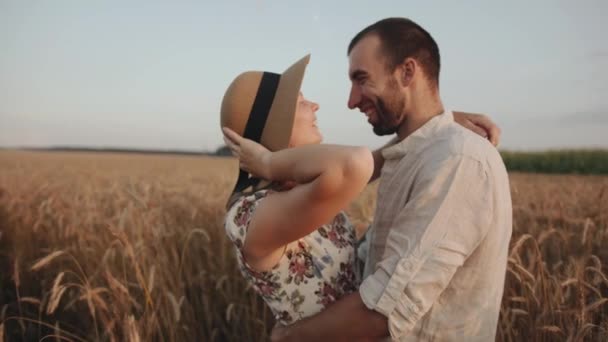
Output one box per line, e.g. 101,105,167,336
347,34,406,136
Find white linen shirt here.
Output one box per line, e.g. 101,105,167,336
359,110,512,341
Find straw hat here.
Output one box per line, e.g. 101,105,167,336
220,54,311,206
221,54,310,151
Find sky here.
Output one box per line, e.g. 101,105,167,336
1,0,607,152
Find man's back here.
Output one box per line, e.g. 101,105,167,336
360,111,512,341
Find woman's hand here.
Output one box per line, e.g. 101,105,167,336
222,127,272,179
453,111,501,147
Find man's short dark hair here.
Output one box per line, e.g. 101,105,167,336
348,17,441,88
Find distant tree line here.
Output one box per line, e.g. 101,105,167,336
216,147,608,174
500,149,608,175
20,146,606,174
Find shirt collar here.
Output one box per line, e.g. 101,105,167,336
382,110,454,160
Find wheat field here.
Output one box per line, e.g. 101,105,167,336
0,151,607,341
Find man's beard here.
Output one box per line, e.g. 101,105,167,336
372,87,405,136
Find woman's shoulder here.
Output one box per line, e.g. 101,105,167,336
225,189,273,242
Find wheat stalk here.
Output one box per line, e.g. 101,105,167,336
31,251,65,271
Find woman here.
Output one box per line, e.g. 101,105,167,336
220,54,499,326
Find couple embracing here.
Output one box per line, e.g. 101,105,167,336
220,17,512,341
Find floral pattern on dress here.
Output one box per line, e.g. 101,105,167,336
233,196,255,227
317,213,355,249
336,262,358,294
286,241,316,285
224,190,360,326
315,282,339,307
247,267,286,302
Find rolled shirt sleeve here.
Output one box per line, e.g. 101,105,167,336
359,153,494,339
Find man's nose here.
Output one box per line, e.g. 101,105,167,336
311,101,320,112
348,85,360,110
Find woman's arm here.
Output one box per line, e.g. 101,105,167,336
223,128,374,270
453,111,501,146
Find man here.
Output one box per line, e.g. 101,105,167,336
272,17,512,341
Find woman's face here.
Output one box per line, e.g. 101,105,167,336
288,93,322,147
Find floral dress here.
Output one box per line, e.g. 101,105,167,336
224,189,360,326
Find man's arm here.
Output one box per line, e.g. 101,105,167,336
358,154,494,339
271,292,388,342
275,152,495,341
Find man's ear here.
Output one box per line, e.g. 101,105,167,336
397,58,415,88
